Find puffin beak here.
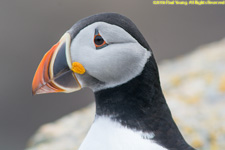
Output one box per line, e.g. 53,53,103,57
32,33,82,95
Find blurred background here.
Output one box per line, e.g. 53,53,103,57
0,0,225,149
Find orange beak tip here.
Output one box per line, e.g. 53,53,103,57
32,33,81,95
32,91,36,96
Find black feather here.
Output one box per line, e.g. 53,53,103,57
95,55,195,150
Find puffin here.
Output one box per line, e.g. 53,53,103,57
32,13,195,150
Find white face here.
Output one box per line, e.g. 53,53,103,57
70,22,151,91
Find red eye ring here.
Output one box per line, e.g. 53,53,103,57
94,33,107,49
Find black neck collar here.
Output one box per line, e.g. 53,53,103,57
94,56,194,150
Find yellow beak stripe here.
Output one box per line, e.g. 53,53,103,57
71,62,86,74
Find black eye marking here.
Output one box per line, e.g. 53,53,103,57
94,29,108,49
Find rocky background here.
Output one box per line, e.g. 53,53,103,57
25,38,225,150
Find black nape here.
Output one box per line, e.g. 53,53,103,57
95,55,195,150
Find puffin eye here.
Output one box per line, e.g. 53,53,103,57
94,35,104,45
94,30,107,49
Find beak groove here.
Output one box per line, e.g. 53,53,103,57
32,33,81,95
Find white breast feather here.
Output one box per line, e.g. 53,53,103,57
79,117,167,150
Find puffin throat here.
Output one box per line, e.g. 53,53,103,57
94,55,194,150
94,55,166,125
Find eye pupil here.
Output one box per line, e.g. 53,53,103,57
94,35,104,45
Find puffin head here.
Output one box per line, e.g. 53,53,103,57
32,13,152,94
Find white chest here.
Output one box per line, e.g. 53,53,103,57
79,117,167,150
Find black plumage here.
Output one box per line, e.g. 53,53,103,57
68,13,150,50
95,54,195,150
69,13,195,150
